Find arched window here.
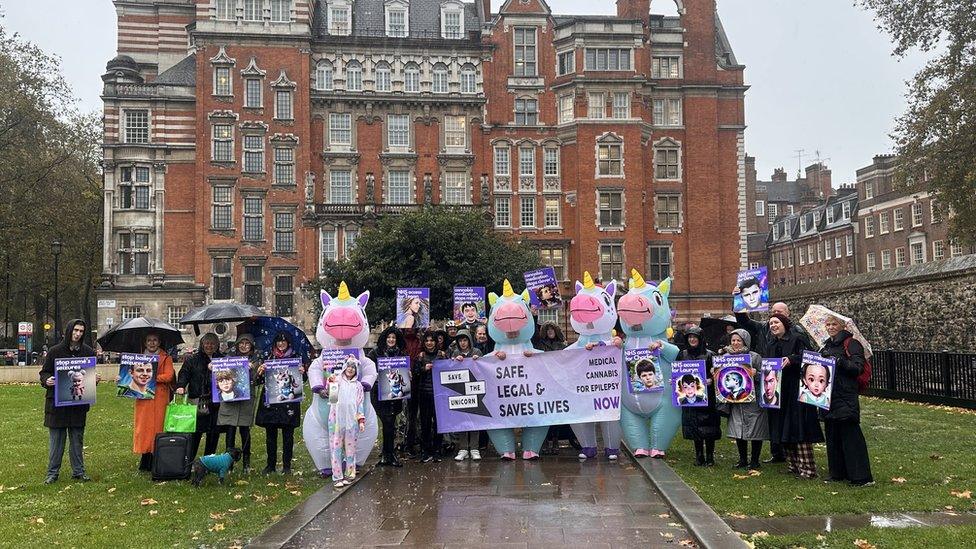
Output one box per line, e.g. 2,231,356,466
432,63,449,94
404,63,420,93
346,60,362,91
316,60,333,90
460,64,476,94
375,62,392,92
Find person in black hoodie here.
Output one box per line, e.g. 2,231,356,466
40,319,100,484
414,332,445,462
763,313,810,465
368,326,407,467
819,315,873,486
678,326,720,466
176,333,223,459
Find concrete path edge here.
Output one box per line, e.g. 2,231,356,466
624,444,749,549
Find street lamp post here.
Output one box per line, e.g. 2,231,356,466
51,240,62,343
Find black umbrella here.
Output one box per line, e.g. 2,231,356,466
179,302,266,335
699,316,739,352
96,316,185,353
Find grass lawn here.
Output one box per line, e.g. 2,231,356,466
0,383,326,548
751,524,976,549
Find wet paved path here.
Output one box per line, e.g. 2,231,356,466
285,453,694,548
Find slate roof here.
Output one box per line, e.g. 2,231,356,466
154,54,196,86
748,232,769,252
314,0,480,39
764,180,807,203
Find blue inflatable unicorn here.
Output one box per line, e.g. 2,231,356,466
483,279,547,460
617,269,681,458
303,282,378,476
566,271,623,460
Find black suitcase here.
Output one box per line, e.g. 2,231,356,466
152,432,192,481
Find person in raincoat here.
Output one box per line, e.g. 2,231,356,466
718,329,767,469
217,333,259,472
367,327,407,468
131,331,176,471
678,327,721,466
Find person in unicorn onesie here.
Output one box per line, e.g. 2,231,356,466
303,282,379,477
616,269,681,458
481,279,548,460
566,271,624,461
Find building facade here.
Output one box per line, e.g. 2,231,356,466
97,0,747,339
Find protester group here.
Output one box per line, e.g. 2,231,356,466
40,265,874,491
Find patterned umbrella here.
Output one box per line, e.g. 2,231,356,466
236,316,315,364
96,316,184,353
799,305,873,359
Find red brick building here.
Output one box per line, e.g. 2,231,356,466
97,0,747,338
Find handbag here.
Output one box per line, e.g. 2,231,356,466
163,395,197,433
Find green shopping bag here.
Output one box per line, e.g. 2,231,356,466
163,395,197,433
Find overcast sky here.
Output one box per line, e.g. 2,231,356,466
0,0,926,184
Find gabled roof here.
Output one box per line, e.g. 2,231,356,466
764,180,808,203
154,54,196,86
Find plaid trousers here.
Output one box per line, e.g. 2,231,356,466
784,442,817,478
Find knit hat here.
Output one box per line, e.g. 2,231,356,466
770,313,792,332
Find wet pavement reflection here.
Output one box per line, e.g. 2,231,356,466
285,452,694,548
727,510,976,536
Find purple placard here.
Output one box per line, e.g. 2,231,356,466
54,356,97,407
714,354,755,404
396,288,430,328
319,348,362,377
263,358,304,405
759,358,784,409
377,356,412,401
733,267,770,313
671,360,708,407
799,351,834,410
117,353,158,400
523,267,562,309
625,347,664,394
211,356,251,403
453,287,487,324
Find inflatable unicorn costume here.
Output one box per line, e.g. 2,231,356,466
303,282,378,475
566,271,623,460
617,270,681,458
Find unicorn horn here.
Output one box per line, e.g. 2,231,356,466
583,271,595,289
631,269,646,289
337,281,351,300
502,279,515,297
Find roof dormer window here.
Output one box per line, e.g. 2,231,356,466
329,2,351,36
386,1,409,37
441,1,464,39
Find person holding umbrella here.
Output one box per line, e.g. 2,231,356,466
219,334,259,473
132,332,176,471
255,332,305,475
176,333,223,459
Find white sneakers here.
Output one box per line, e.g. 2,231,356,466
455,449,470,461
470,449,482,461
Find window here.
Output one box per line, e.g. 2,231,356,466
842,201,851,220
375,62,392,92
835,238,842,258
494,146,510,176
768,203,779,218
519,146,535,176
388,114,410,148
544,197,560,228
895,247,906,267
329,170,353,203
514,27,537,76
320,228,337,264
378,170,409,205
329,6,350,35
443,8,463,39
755,200,766,216
597,141,623,176
846,234,853,256
864,217,875,238
543,148,559,177
652,56,680,79
345,61,362,91
866,252,876,272
274,212,295,252
121,306,143,321
118,233,150,275
119,166,151,210
772,224,780,241
515,98,538,125
598,191,623,227
271,0,291,22
893,208,904,231
343,227,359,257
655,148,679,180
824,240,831,260
215,0,234,20
652,98,682,126
244,0,261,20
275,275,294,317
274,147,294,185
951,242,965,257
168,306,187,327
559,95,574,123
539,247,566,280
214,66,232,95
243,135,264,173
788,205,795,215
809,243,816,263
647,244,671,281
879,212,890,234
933,240,946,261
864,181,874,200
826,206,835,224
931,199,942,223
404,63,420,93
212,186,233,229
655,194,681,231
212,257,232,300
599,243,624,281
557,50,575,75
432,64,449,93
275,90,293,120
910,241,924,264
387,6,407,37
443,172,468,204
124,110,149,144
243,196,264,241
881,249,891,270
444,116,466,149
799,246,805,266
329,113,352,147
460,65,476,93
911,202,923,227
612,93,630,118
584,48,632,71
520,196,536,228
245,78,262,107
316,61,333,90
494,196,511,228
212,124,233,162
244,265,263,307
588,92,605,119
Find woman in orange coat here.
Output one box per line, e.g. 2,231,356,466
134,332,176,471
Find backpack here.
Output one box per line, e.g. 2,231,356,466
843,336,872,394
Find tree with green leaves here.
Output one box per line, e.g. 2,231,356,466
859,0,976,244
306,208,543,325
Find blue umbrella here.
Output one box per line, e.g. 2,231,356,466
236,316,315,364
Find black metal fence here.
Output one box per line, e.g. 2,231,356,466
867,350,976,409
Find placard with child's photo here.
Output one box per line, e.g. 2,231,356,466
733,267,769,313
626,347,663,394
263,358,304,405
54,357,98,407
671,360,708,407
396,288,430,329
210,356,251,403
759,358,784,409
713,354,755,404
117,353,158,399
377,356,411,401
523,267,563,310
799,351,834,410
453,287,486,325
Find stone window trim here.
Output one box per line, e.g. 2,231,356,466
383,168,416,205
646,241,673,283
210,119,237,165
209,178,237,234
387,112,413,151
241,190,267,243
319,225,339,268
329,1,352,36
513,26,538,77
514,95,540,126
116,230,152,276
210,47,236,98
596,187,625,230
442,114,468,152
652,137,682,181
270,70,297,121
654,193,683,233
327,112,355,151
240,121,269,175
375,61,393,92
556,49,576,76
542,194,561,229
460,64,478,94
116,164,153,210
385,0,410,38
327,166,358,204
208,251,237,302
440,168,472,205
595,132,624,179
315,60,334,91
651,54,683,79
441,0,465,39
494,195,512,229
271,205,298,255
121,108,152,145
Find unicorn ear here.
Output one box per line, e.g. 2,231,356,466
357,290,370,309
488,292,499,307
521,289,531,303
320,289,332,309
605,280,617,298
575,280,584,292
658,277,672,298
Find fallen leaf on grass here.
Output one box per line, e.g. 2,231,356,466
951,490,972,499
794,495,805,501
830,492,838,495
751,531,769,539
891,477,907,484
235,480,249,485
140,498,158,506
660,532,674,540
227,508,244,513
119,522,127,527
930,453,944,460
816,534,826,541
945,505,955,511
210,512,226,520
148,510,158,516
742,495,751,499
678,540,696,547
727,513,747,519
767,511,775,517
233,494,243,500
209,523,225,532
176,508,186,514
107,487,116,493
289,490,302,496
732,470,761,480
31,517,45,525
657,513,671,518
853,539,876,549
267,482,279,487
